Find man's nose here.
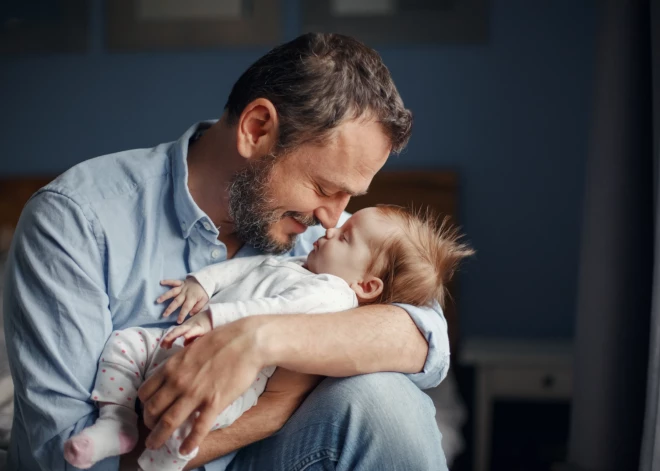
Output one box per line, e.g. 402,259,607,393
315,208,342,229
316,210,340,230
315,195,351,229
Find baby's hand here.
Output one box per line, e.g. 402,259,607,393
160,310,213,349
157,278,210,324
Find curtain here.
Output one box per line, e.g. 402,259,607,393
567,1,655,470
640,2,660,470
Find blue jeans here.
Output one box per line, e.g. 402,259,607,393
227,372,448,471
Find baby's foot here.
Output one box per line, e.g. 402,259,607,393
64,434,95,469
64,429,138,469
63,404,139,468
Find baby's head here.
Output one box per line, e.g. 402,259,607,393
305,206,474,308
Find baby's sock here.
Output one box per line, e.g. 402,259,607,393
64,404,138,469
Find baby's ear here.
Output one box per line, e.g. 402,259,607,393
350,276,384,303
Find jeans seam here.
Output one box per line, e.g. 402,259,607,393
289,448,339,471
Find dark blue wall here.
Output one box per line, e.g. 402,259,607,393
0,0,598,339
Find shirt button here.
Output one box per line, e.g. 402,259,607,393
203,221,212,231
211,249,221,259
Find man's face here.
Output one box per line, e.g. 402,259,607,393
228,118,391,254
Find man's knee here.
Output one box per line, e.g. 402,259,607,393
232,373,448,471
311,373,444,456
317,372,435,417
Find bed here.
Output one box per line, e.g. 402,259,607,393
0,171,467,465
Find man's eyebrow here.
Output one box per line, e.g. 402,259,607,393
342,186,368,197
321,179,368,197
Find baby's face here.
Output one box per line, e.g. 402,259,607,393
306,207,394,284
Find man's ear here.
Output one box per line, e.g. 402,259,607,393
350,276,384,303
235,98,279,160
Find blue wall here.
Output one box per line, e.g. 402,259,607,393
0,0,598,339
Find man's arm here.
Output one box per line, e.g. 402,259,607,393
260,302,451,390
138,302,434,454
4,191,115,470
261,304,427,375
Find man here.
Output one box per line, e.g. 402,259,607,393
4,33,450,470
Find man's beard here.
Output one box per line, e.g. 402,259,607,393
228,156,319,254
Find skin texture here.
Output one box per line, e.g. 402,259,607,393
127,101,429,467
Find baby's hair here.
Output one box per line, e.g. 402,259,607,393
365,205,474,308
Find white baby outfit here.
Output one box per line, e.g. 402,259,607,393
90,255,358,471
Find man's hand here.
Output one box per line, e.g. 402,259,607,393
160,310,213,349
122,369,322,470
138,316,267,455
157,278,210,324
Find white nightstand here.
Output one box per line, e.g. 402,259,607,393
459,338,573,471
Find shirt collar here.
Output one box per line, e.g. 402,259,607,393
170,120,217,238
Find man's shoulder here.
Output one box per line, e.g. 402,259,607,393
41,142,173,207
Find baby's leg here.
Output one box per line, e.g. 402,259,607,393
64,403,138,469
64,328,160,469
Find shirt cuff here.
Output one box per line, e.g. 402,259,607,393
393,302,451,390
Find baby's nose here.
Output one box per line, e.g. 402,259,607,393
325,227,338,239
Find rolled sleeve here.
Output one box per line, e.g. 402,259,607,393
4,190,115,470
394,302,451,390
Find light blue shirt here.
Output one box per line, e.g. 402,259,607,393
3,122,450,471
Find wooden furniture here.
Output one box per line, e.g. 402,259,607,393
459,338,574,471
345,171,457,223
0,177,53,252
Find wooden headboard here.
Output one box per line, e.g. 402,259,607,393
0,171,462,350
0,177,53,252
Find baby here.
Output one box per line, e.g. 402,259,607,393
64,205,473,471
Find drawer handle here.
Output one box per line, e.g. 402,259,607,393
542,375,555,389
